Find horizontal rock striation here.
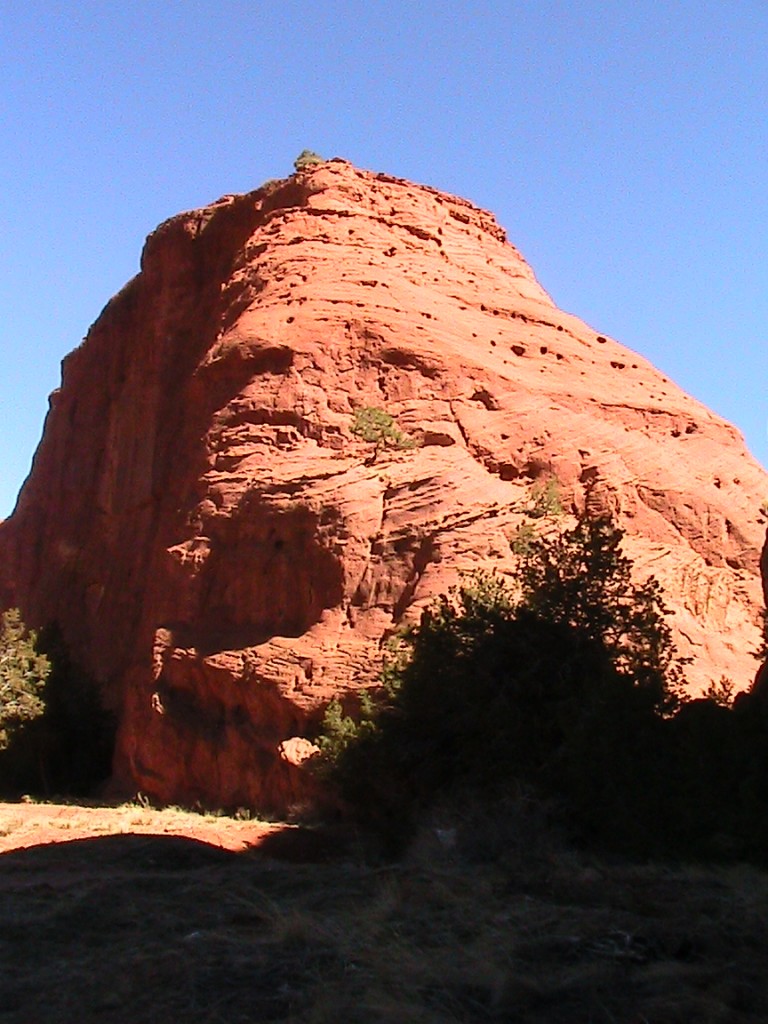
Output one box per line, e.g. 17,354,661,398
2,159,768,810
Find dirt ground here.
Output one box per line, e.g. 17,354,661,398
3,799,768,1023
0,800,282,855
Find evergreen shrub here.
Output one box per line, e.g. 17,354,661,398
0,616,115,796
293,149,324,171
350,407,416,461
319,513,696,857
0,609,49,751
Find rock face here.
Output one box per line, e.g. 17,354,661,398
2,159,768,811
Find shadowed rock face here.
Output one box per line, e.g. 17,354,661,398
2,159,767,811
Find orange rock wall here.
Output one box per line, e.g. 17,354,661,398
2,160,767,811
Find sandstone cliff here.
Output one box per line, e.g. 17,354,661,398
2,159,767,811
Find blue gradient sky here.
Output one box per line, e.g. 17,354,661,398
2,1,766,517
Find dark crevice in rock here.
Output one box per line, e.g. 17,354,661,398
392,533,437,623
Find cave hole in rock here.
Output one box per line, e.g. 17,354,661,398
470,388,499,411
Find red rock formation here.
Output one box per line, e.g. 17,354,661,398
2,159,767,811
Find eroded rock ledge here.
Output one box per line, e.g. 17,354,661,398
2,159,767,811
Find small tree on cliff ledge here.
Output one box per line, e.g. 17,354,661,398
293,149,324,171
351,407,416,462
0,609,49,750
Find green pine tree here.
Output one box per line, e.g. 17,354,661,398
293,149,324,171
516,514,685,713
351,407,416,461
0,609,49,750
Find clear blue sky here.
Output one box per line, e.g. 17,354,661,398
2,1,767,518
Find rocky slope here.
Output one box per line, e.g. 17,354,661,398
2,159,767,811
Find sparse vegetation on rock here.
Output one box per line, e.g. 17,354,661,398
511,477,563,553
293,148,324,171
510,520,537,556
258,177,286,192
350,406,416,461
527,476,564,519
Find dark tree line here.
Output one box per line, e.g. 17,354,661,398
319,513,768,864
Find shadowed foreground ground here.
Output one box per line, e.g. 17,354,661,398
1,801,768,1022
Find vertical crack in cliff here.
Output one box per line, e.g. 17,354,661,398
391,532,437,624
450,399,472,451
348,484,386,613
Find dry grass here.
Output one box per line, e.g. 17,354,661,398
0,799,278,854
1,797,768,1022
